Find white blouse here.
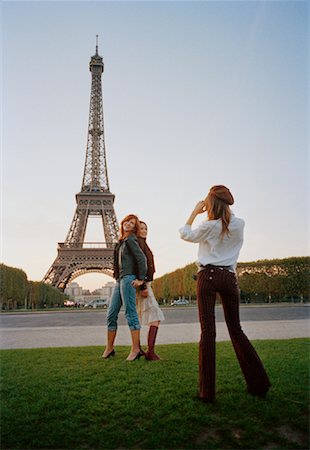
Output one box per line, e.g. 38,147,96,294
179,214,245,271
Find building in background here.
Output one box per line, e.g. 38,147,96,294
64,282,83,298
64,281,115,306
93,282,115,299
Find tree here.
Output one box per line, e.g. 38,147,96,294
0,263,66,310
153,257,310,303
0,264,28,309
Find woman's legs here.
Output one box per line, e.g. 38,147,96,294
145,320,160,360
219,271,271,396
197,271,217,402
102,281,122,357
102,331,117,358
127,329,142,361
120,275,142,360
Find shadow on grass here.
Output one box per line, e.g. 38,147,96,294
1,339,309,449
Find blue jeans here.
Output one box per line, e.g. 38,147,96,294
107,275,141,331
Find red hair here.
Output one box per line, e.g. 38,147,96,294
119,214,141,240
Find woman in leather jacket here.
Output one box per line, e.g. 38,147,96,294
102,214,147,361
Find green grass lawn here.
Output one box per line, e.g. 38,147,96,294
1,339,309,449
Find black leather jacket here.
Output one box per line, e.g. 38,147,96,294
113,234,147,281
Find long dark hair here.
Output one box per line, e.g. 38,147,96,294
205,185,234,238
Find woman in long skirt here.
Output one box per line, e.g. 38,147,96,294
136,221,165,360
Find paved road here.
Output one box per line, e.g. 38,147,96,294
1,305,308,328
1,305,309,349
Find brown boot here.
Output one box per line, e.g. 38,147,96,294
145,325,160,361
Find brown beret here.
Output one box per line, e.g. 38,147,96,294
209,185,234,205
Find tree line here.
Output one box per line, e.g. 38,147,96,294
1,257,308,309
152,257,309,303
0,264,66,310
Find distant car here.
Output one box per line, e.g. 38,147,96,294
84,299,109,309
170,299,190,306
64,300,75,307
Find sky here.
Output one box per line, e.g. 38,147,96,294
1,0,309,291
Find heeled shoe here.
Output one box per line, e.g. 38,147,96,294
126,350,145,361
102,349,115,359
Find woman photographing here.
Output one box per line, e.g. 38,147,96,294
179,185,271,403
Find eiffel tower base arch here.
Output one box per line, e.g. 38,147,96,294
43,245,114,291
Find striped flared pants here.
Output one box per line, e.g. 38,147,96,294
197,266,271,401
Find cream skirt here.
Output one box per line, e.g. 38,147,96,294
136,282,165,325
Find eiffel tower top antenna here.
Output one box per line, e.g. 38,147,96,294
96,34,99,54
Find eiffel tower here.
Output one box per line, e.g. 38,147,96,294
44,38,119,290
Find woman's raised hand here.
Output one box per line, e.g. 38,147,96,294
185,200,207,226
193,201,206,215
